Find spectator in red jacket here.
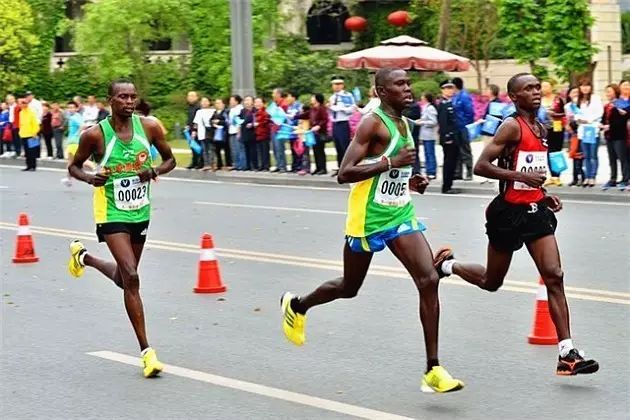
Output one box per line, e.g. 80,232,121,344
254,97,271,171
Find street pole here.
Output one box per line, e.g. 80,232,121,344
230,0,256,97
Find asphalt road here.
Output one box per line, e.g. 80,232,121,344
1,166,629,420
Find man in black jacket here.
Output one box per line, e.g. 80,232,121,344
437,80,461,194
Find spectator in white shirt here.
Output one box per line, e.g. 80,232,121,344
25,91,43,122
82,95,99,126
192,97,216,170
328,75,355,174
228,95,245,170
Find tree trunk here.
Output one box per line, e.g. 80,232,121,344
570,62,597,86
474,60,483,92
529,60,536,74
437,0,451,49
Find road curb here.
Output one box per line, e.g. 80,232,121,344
2,157,628,203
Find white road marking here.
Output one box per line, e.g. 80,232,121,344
195,201,347,215
87,351,415,420
0,185,8,189
1,164,628,206
1,222,629,304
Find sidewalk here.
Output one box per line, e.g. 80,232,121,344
1,149,628,203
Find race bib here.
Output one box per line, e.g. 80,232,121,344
113,176,149,210
513,151,547,190
374,167,412,206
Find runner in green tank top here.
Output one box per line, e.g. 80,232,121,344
279,68,465,393
66,79,176,378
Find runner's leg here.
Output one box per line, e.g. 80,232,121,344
387,233,440,369
525,235,570,340
451,243,513,292
103,233,150,351
297,243,372,312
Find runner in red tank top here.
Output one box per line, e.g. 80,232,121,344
432,73,598,377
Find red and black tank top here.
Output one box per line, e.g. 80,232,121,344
499,116,547,204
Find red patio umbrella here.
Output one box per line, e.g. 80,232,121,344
337,35,470,72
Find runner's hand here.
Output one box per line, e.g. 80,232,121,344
137,169,153,183
518,171,546,188
391,147,415,168
89,173,109,187
545,195,563,212
409,174,429,194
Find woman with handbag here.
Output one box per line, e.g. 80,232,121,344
575,79,603,187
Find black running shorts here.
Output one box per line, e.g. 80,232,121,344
485,196,557,252
96,221,150,244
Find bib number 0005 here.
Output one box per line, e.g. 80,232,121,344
380,180,407,196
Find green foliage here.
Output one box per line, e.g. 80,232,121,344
621,12,630,55
22,0,66,98
448,0,500,90
498,0,546,69
187,0,231,96
74,0,189,93
354,0,436,49
544,0,597,81
0,0,39,93
49,56,108,101
411,78,441,97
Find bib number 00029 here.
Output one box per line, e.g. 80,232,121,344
513,151,547,191
113,176,149,210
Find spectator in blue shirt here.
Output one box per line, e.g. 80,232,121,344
452,77,474,180
285,90,303,172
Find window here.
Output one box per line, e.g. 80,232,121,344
306,0,351,45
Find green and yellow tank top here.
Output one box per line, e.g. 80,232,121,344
345,107,416,237
93,115,153,224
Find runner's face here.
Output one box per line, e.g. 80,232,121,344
109,84,137,118
510,75,541,111
378,70,412,110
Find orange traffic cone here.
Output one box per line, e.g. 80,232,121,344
13,213,39,263
527,278,558,345
193,233,226,293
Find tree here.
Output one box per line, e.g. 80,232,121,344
436,0,450,50
498,0,547,77
23,0,66,98
623,12,630,55
0,0,38,93
74,0,189,94
544,0,597,84
447,0,501,91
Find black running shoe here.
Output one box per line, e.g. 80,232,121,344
433,247,454,279
557,349,599,376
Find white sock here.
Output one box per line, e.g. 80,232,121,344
441,260,456,275
79,251,87,266
558,339,574,357
141,347,151,356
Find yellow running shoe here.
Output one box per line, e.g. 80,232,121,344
68,240,87,278
280,292,306,346
421,366,464,393
142,348,164,378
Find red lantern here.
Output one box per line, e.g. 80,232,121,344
344,16,367,32
387,10,411,27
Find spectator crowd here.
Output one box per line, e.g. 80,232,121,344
3,76,628,192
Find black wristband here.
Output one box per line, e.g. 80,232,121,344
151,167,158,179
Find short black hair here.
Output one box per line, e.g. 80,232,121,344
287,90,298,99
424,93,435,106
487,84,500,97
231,94,242,104
136,99,151,116
452,77,464,90
314,93,325,105
67,101,78,107
375,67,402,89
506,73,531,94
108,78,135,96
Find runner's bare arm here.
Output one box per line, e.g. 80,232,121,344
337,115,414,184
138,117,176,182
68,127,108,187
474,117,545,188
